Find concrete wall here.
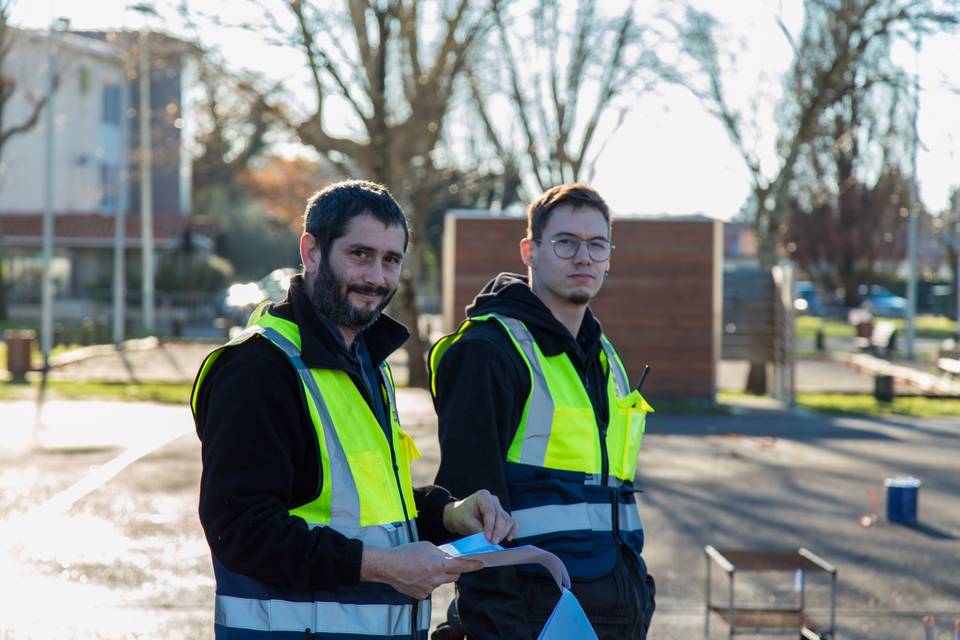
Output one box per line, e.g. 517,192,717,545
442,212,723,400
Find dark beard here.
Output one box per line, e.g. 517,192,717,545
567,291,591,305
310,258,396,332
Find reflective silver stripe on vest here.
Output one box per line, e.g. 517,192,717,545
600,336,630,397
305,519,414,549
379,362,402,427
511,501,643,538
215,595,431,635
258,326,362,529
492,315,555,467
585,473,630,488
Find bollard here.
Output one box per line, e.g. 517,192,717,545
874,374,894,403
923,615,935,640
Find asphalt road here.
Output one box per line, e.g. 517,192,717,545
1,394,958,639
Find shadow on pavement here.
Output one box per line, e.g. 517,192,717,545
647,414,897,441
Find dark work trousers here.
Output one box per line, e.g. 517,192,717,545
468,545,656,640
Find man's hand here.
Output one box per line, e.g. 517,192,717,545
442,489,517,545
360,542,484,600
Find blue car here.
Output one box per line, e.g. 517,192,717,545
864,288,908,318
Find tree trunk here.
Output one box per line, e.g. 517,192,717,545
395,268,429,388
947,245,959,324
0,244,7,323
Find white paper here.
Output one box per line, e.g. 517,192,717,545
439,532,571,590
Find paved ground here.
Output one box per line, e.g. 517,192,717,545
37,337,884,394
1,390,958,639
2,341,958,638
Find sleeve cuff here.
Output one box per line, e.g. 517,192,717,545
335,537,364,586
414,484,457,544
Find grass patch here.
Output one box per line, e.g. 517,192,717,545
795,316,855,339
647,398,732,415
796,392,960,417
0,380,192,404
720,389,960,417
796,315,958,342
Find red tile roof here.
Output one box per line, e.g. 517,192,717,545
0,212,207,248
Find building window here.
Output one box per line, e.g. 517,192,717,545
99,163,118,213
102,84,121,126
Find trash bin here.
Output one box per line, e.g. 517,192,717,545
874,374,894,403
885,476,920,525
4,329,36,383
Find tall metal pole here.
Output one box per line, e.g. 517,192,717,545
113,61,130,345
956,221,960,336
906,31,922,361
138,28,155,333
40,24,57,367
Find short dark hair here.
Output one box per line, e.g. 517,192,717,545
303,180,410,256
527,183,611,241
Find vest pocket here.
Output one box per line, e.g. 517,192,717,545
394,430,421,519
348,450,401,526
611,392,651,481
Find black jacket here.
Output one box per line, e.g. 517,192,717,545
195,275,454,592
432,273,652,639
432,272,609,510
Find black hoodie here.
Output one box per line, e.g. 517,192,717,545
432,272,609,508
431,273,630,640
195,275,454,593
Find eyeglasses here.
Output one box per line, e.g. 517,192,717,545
539,236,614,261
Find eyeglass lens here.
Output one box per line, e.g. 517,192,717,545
552,237,613,261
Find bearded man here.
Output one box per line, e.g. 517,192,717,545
192,180,515,640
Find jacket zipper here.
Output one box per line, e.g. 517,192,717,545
377,369,418,640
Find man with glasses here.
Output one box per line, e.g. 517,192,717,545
429,183,656,639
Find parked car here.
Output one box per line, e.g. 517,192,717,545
862,286,908,318
219,267,297,327
794,281,826,316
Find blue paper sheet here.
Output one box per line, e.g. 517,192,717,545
537,588,598,640
440,534,596,639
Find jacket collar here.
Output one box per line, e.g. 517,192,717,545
273,274,409,370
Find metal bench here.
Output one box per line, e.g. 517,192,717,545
704,546,837,639
937,348,960,376
855,320,897,357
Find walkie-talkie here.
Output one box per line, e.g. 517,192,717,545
635,365,651,393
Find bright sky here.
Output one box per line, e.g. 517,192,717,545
11,0,960,220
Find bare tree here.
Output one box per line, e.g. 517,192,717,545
0,3,53,156
0,1,58,321
190,52,286,217
468,0,655,195
264,0,500,387
660,0,959,268
783,11,918,307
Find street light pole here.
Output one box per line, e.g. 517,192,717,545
40,22,58,367
138,28,155,334
112,60,130,345
956,221,960,337
905,31,922,361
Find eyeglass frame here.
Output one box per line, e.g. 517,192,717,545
532,234,615,262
